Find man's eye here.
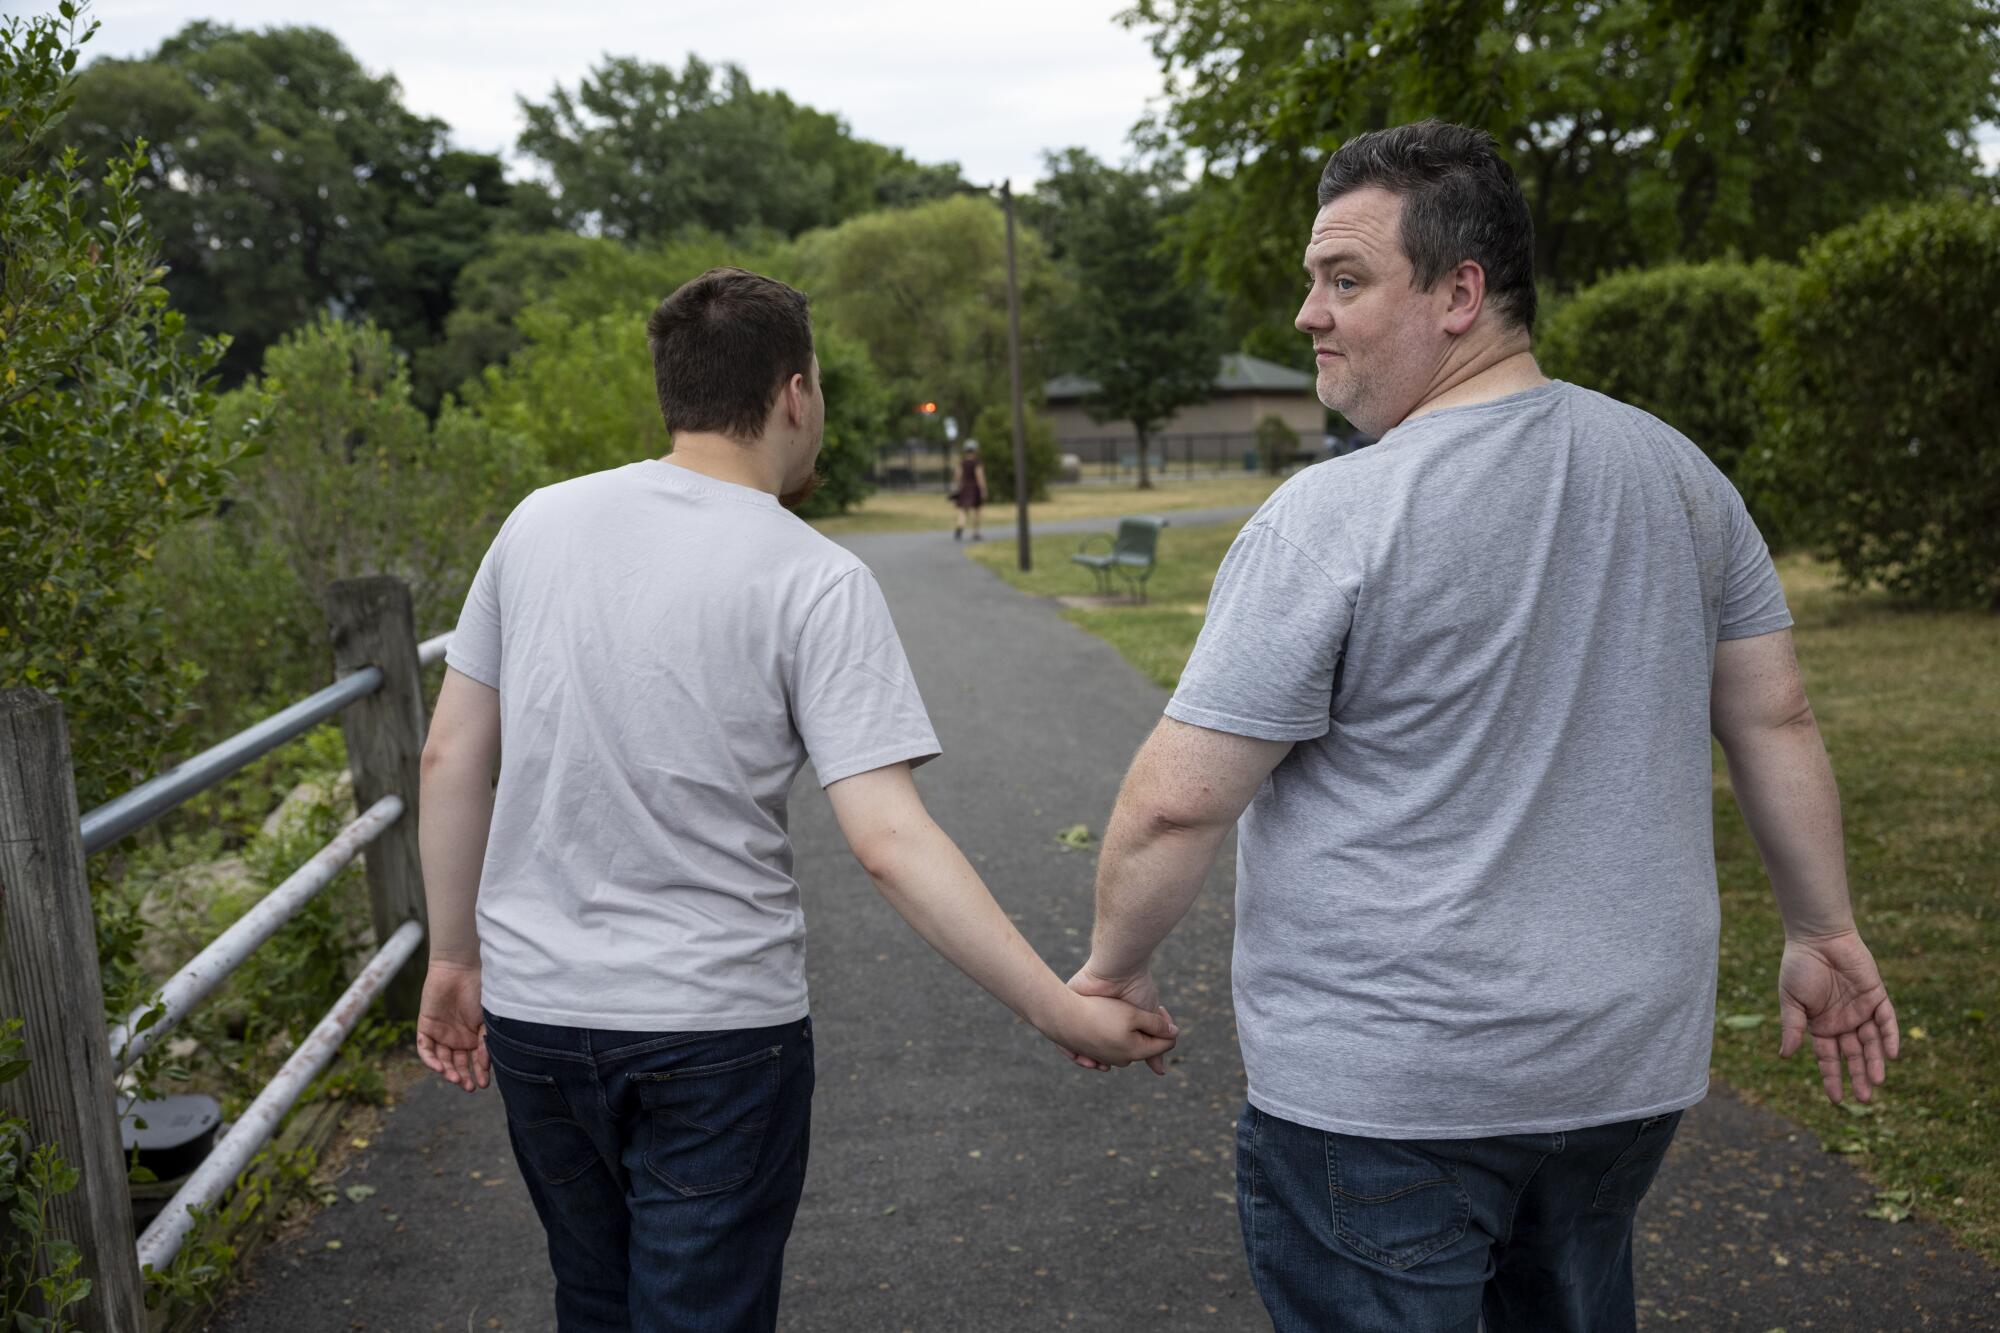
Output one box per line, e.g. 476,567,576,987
1335,278,1357,293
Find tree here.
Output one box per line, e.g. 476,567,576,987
1,5,245,811
56,22,529,381
793,194,1063,448
517,55,965,241
1123,0,1997,347
1029,149,1226,489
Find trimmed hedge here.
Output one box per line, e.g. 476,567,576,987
1756,200,2000,609
1538,260,1787,485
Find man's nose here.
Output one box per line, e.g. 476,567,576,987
1295,296,1329,333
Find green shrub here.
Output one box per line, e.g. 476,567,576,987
971,404,1059,502
1255,414,1299,475
147,316,545,723
1756,200,2000,609
1538,260,1787,491
0,5,246,811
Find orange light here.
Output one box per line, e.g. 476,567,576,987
918,401,937,414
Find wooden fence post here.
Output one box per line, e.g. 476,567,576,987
325,579,430,1021
0,690,147,1328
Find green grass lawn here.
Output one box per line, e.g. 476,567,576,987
808,473,1288,536
971,526,2000,1259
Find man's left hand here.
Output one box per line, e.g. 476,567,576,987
416,960,490,1092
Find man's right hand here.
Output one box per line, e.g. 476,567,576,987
1777,929,1899,1104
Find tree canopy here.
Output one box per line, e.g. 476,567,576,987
1123,0,1998,341
517,55,967,241
56,21,531,381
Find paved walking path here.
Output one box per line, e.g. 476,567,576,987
204,520,1998,1331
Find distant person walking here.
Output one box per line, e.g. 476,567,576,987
952,440,988,541
413,267,1174,1332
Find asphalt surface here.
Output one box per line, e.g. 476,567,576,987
204,521,1998,1332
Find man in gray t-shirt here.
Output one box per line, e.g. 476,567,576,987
1068,123,1899,1332
414,268,1175,1331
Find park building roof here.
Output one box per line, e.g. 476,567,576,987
1044,353,1315,403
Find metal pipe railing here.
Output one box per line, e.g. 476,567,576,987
81,667,385,855
417,632,450,668
107,797,405,1074
134,919,425,1274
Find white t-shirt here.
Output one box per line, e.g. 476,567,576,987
445,460,940,1031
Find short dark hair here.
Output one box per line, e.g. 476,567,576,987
1317,121,1537,332
647,267,814,441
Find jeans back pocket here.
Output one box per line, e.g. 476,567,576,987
629,1045,783,1198
486,1050,601,1187
1325,1135,1471,1272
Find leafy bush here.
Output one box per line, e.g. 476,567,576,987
0,4,246,811
1756,200,2000,608
1537,260,1787,488
971,404,1060,503
465,291,884,515
1255,415,1299,475
147,316,546,722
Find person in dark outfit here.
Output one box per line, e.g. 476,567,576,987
952,441,988,542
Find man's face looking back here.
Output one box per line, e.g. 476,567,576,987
1295,186,1443,437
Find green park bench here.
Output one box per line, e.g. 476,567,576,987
1071,516,1168,602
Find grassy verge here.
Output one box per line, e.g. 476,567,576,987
971,527,2000,1259
809,472,1288,536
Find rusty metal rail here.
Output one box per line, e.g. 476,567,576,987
107,796,406,1074
134,919,425,1273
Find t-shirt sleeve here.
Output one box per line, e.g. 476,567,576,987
791,568,941,786
1165,522,1356,742
1717,490,1793,641
444,497,531,688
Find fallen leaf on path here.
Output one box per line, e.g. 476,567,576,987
1055,824,1094,851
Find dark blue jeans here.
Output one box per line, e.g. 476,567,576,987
482,1011,814,1333
1236,1103,1684,1332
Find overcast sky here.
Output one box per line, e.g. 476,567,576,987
62,0,1171,187
40,1,2000,181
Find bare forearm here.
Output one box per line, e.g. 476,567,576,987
417,758,495,966
1089,805,1229,980
1720,718,1855,939
863,819,1070,1030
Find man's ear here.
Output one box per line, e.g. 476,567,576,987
1441,260,1486,337
785,372,807,427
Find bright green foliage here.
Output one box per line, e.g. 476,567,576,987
56,22,527,382
971,404,1060,503
460,306,668,481
1537,260,1787,485
147,317,546,718
0,5,245,811
1755,200,2000,608
795,195,1063,449
1125,0,1996,345
517,55,965,241
1029,149,1226,489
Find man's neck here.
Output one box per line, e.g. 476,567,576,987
659,433,785,497
1401,343,1549,428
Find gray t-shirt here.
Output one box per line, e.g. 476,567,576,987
1167,381,1791,1138
447,460,939,1031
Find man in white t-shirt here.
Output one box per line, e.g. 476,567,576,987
414,267,1175,1332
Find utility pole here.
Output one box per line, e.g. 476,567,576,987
1001,180,1032,572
